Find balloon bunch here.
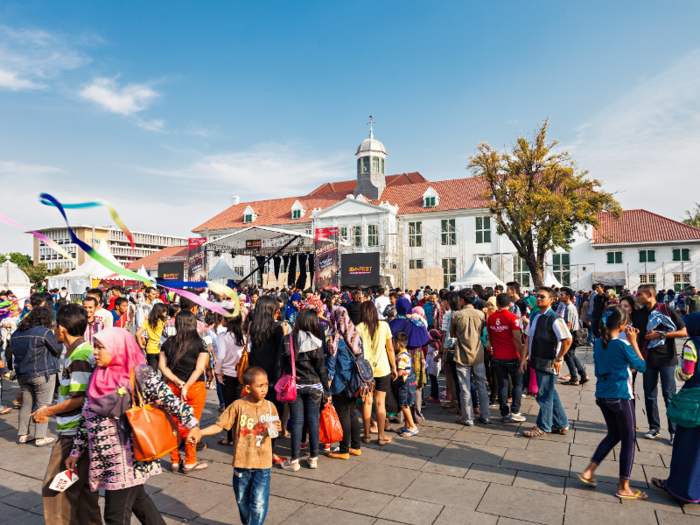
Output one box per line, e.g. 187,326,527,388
0,301,17,321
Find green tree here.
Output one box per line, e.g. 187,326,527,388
467,120,622,288
0,252,33,269
682,204,700,229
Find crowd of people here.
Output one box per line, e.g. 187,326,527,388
0,279,698,524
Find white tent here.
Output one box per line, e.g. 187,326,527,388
449,257,505,290
0,256,32,300
544,268,562,288
136,266,153,281
80,240,126,279
47,266,91,295
208,258,243,280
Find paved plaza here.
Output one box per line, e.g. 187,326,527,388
0,345,697,525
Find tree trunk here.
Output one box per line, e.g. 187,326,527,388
527,255,545,289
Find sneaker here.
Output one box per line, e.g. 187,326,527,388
489,401,499,408
280,459,300,471
478,417,493,425
502,414,514,423
323,443,331,451
300,442,308,450
510,413,527,422
308,457,318,469
644,429,660,440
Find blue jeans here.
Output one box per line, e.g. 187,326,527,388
642,364,677,435
586,326,596,345
232,468,271,525
216,380,225,408
429,374,439,399
493,359,522,416
455,363,490,423
290,386,323,460
534,370,569,432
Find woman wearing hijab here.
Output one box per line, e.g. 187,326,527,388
652,312,700,503
284,292,301,325
389,298,431,424
66,328,201,525
327,306,364,459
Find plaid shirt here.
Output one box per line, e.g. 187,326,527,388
84,318,105,346
433,303,443,332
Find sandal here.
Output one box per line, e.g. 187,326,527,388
576,474,597,487
171,463,180,472
362,436,371,443
182,462,208,472
560,380,580,386
616,489,648,500
35,437,55,447
272,456,287,465
0,407,11,415
17,435,35,444
308,457,318,469
218,439,231,446
551,427,569,435
378,436,392,445
651,478,668,493
523,426,546,438
580,377,590,384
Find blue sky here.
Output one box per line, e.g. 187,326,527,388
1,1,699,253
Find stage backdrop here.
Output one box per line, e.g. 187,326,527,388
340,252,380,286
314,227,339,290
158,261,185,281
188,237,207,281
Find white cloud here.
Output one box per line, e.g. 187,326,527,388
139,143,349,200
79,77,160,116
0,160,64,176
566,49,700,219
0,25,90,91
135,118,166,132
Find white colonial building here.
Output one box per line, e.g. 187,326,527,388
193,128,700,292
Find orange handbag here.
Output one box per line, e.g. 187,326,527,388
125,367,181,462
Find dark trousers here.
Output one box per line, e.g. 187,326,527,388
493,359,523,416
103,484,165,525
429,374,439,399
290,386,322,459
222,375,241,442
592,398,636,480
563,337,586,382
643,364,677,435
146,353,159,374
485,355,498,402
332,391,360,454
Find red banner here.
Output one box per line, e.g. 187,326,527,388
314,227,338,243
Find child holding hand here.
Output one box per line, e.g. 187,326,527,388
194,366,281,525
393,332,419,437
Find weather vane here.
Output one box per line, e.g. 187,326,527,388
367,115,376,130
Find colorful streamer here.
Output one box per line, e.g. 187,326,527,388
0,212,76,263
37,193,239,317
40,197,136,260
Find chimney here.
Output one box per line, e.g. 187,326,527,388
232,196,240,205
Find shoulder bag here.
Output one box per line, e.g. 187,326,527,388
667,386,700,429
275,334,297,402
125,367,181,462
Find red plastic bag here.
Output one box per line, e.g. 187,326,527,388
319,402,343,444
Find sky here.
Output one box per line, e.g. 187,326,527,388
1,1,699,255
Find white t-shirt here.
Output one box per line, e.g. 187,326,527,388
375,296,391,320
525,309,571,374
95,308,113,329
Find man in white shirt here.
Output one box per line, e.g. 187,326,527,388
523,286,572,438
86,288,113,329
375,287,390,320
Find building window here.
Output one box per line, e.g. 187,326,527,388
552,253,571,286
409,222,422,247
357,159,361,174
409,259,424,270
639,250,655,263
305,228,312,237
513,255,530,287
361,157,369,173
340,227,348,243
477,255,492,270
372,157,379,172
367,225,379,246
292,209,302,219
476,216,491,244
441,219,456,246
673,248,691,262
352,226,362,247
606,251,623,264
244,214,253,223
442,258,457,288
424,196,436,208
674,273,691,292
639,273,656,284
234,266,245,276
381,158,385,174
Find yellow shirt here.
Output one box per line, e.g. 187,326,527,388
140,319,165,354
356,322,392,378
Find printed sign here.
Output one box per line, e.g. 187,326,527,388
314,227,339,290
246,239,262,250
340,252,380,286
188,237,207,281
158,261,185,280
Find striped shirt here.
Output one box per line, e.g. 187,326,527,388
56,339,95,436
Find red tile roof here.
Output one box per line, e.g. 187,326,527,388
592,210,700,244
127,245,188,270
192,175,490,233
307,172,428,195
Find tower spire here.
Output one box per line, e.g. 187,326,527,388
367,115,375,138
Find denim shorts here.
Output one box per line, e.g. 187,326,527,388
398,380,417,408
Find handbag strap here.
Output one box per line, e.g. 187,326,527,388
129,366,145,408
289,334,296,377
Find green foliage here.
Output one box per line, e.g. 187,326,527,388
467,120,622,287
682,204,700,229
0,252,33,269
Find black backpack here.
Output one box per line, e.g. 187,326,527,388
345,353,376,399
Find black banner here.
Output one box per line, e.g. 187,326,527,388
246,239,262,250
340,252,380,286
158,261,185,281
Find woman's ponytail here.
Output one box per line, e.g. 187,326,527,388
600,305,626,350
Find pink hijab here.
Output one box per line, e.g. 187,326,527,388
87,327,147,417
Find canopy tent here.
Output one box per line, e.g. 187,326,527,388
47,266,91,295
47,240,129,294
0,255,32,300
208,258,244,280
449,257,505,290
136,266,152,281
80,240,127,279
543,268,562,288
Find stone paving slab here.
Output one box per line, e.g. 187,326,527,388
476,484,566,525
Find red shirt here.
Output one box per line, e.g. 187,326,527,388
487,309,521,360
